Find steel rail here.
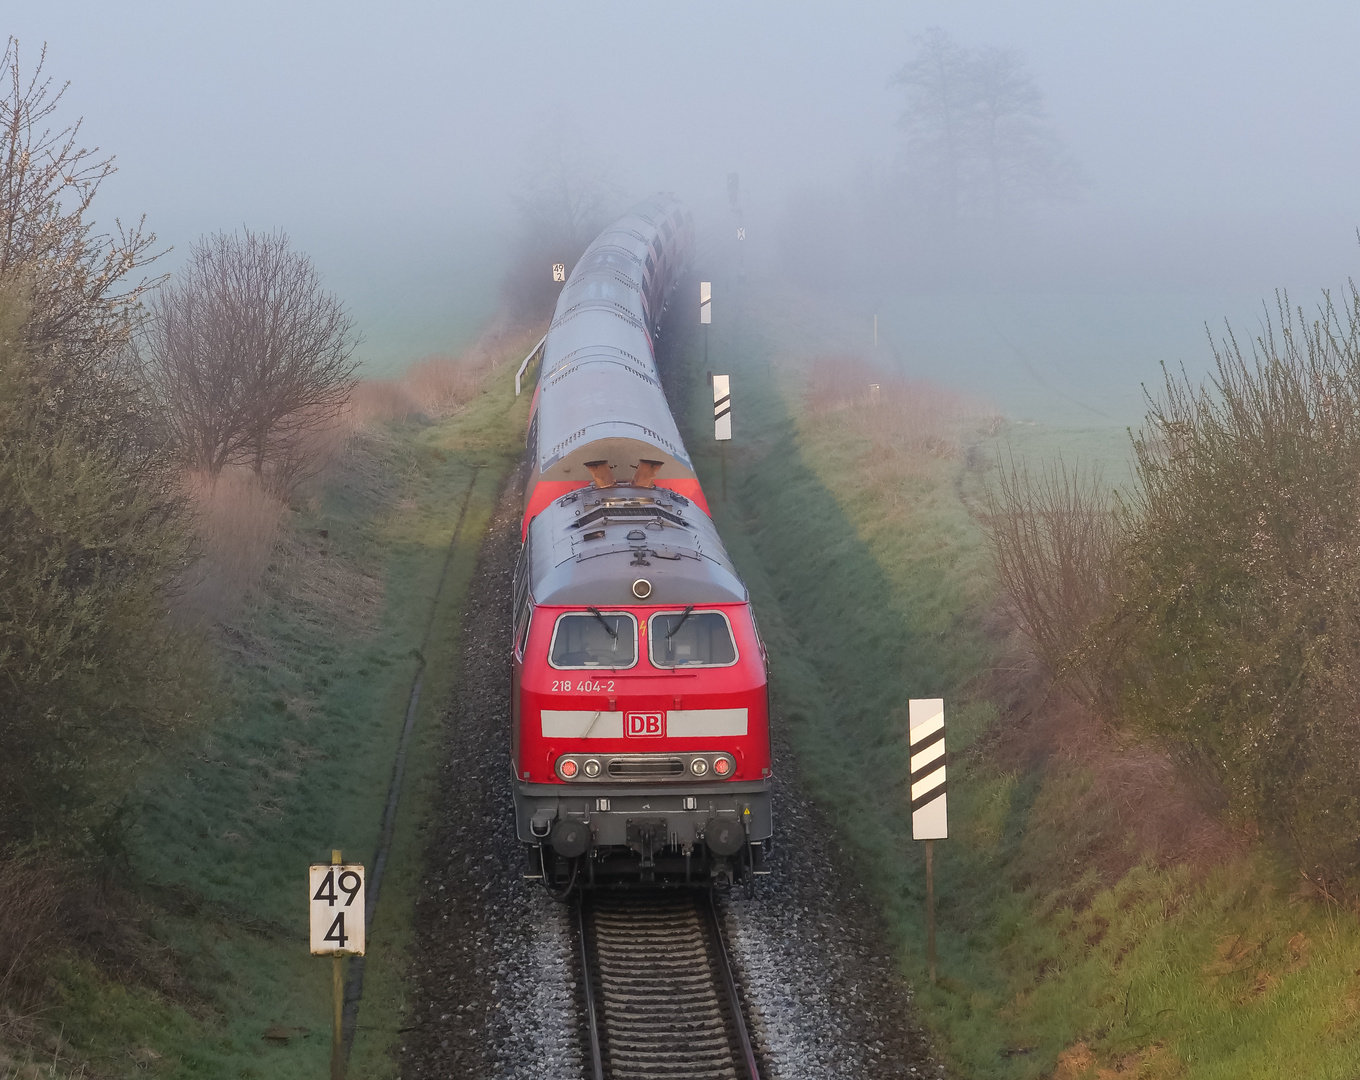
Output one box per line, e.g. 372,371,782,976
576,893,606,1080
703,890,762,1080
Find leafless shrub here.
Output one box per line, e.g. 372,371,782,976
0,859,60,1011
0,39,164,383
141,229,359,495
348,377,417,425
983,454,1121,712
174,468,288,623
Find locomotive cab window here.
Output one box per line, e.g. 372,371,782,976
549,611,637,669
648,610,738,668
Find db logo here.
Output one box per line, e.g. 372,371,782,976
626,712,664,738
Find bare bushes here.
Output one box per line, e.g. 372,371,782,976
1117,295,1360,876
141,229,359,496
804,356,999,464
988,286,1360,880
0,40,163,383
984,456,1120,711
0,860,60,1010
350,354,483,424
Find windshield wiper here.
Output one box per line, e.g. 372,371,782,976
666,605,696,640
586,606,618,639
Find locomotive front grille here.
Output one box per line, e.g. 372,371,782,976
607,756,685,778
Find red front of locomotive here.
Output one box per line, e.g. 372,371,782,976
511,585,773,886
513,602,769,786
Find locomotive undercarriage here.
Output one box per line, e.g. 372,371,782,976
514,779,772,892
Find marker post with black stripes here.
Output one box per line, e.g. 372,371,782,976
700,280,711,368
909,698,947,984
713,373,731,501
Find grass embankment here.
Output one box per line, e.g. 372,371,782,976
679,282,1360,1078
17,348,529,1078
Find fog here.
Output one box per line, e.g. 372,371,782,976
11,1,1360,409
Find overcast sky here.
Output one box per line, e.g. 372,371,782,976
9,1,1360,375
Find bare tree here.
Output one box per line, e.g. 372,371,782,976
503,125,619,323
0,38,163,386
892,29,1082,232
891,28,976,229
142,229,359,492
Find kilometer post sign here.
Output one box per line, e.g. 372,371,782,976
309,861,366,955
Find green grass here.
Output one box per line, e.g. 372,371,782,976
674,281,1360,1078
38,364,529,1077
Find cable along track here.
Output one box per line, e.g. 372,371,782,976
577,889,762,1080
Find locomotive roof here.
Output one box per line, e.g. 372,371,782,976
526,483,746,607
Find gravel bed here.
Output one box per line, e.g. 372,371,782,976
401,469,951,1079
722,741,949,1079
402,471,585,1080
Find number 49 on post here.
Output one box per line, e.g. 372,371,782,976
309,862,366,956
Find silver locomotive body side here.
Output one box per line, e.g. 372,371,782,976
525,197,699,514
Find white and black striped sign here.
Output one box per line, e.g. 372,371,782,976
909,698,947,840
700,281,712,325
713,374,732,441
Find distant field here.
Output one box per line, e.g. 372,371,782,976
296,226,507,378
870,289,1268,426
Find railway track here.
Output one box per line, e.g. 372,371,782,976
576,889,763,1080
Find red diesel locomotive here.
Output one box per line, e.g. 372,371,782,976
511,196,772,890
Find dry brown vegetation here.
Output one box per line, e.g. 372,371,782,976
0,855,189,1068
175,468,289,622
991,684,1242,890
804,355,1000,467
347,323,529,426
172,322,533,630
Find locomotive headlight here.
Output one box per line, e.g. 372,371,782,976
559,758,578,779
713,756,733,776
583,758,601,777
691,757,709,776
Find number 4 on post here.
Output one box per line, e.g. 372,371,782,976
309,861,366,956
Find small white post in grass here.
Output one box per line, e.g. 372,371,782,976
909,698,947,985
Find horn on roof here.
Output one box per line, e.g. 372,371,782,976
631,459,664,488
583,460,615,488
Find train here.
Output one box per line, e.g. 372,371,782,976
511,194,773,892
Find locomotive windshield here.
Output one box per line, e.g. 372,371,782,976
648,611,738,668
550,611,637,668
